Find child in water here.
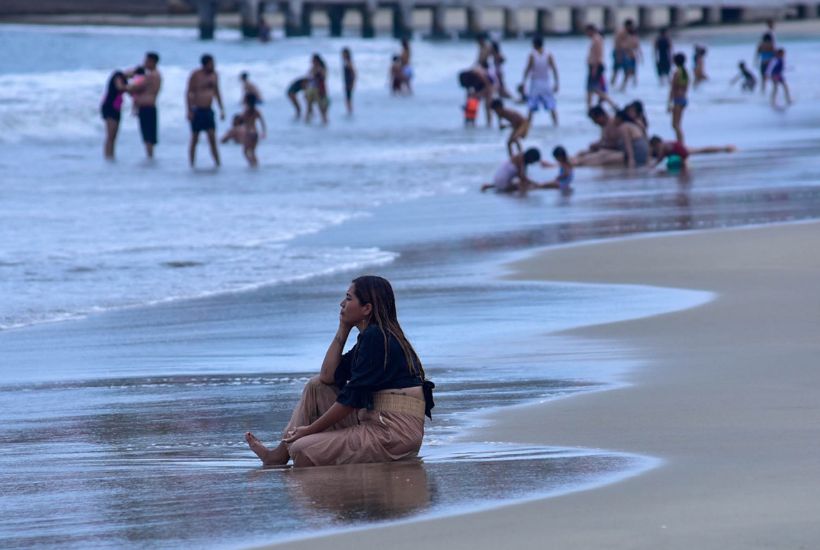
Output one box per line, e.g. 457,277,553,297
693,45,708,88
220,114,246,144
669,52,689,144
766,48,792,108
536,146,574,195
731,61,757,92
463,89,480,126
481,148,542,194
649,135,736,170
490,98,529,156
240,94,266,167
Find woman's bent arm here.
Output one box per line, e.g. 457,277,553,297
319,323,352,384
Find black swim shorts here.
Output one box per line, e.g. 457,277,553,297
190,107,216,133
138,105,158,145
101,103,121,122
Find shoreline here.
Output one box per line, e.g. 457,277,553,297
261,220,820,549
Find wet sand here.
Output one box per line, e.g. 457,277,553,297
263,221,820,549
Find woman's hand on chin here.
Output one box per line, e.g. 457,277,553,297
282,425,313,443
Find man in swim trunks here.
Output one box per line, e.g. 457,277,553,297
620,20,642,91
490,98,529,157
572,106,624,166
584,24,616,109
654,27,673,84
520,35,559,127
127,52,161,159
186,54,225,168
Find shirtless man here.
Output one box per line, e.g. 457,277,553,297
490,98,529,157
572,106,623,166
611,20,641,91
186,54,225,168
127,52,161,159
584,24,615,109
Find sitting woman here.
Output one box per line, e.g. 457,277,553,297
245,275,434,467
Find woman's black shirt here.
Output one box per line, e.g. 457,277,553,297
335,324,434,418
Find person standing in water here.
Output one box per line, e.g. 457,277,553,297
520,35,559,127
621,20,643,91
305,53,329,124
101,70,128,159
239,72,262,103
654,28,673,85
766,48,792,108
240,94,266,167
668,52,689,144
127,52,161,159
186,54,225,168
756,32,776,94
584,24,615,109
245,276,435,468
341,47,356,115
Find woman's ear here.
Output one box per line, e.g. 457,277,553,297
362,303,373,318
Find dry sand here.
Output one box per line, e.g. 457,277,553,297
261,221,820,549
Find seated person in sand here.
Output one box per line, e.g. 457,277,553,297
246,275,435,467
536,146,574,195
490,98,529,157
573,106,622,165
574,109,649,168
649,135,736,170
481,148,542,194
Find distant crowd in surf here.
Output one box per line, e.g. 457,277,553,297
100,19,790,178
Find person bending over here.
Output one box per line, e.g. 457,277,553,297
490,98,529,157
481,148,542,194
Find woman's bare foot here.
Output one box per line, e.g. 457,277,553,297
245,432,289,466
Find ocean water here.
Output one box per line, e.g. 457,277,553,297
1,22,820,548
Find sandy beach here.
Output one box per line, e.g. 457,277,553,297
265,221,820,549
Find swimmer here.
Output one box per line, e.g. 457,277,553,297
399,38,413,95
390,55,404,95
536,146,574,195
490,98,530,157
100,70,128,159
766,48,791,108
458,67,494,126
287,77,309,118
730,61,757,92
669,52,689,144
649,135,736,170
481,148,542,194
520,35,560,127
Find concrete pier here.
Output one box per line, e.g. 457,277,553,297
2,0,805,40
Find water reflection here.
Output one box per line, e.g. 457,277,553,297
283,460,431,521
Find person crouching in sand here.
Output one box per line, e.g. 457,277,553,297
245,275,434,467
490,98,529,157
481,148,542,194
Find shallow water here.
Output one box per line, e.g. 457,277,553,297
1,22,819,548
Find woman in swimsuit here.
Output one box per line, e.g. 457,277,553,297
245,275,435,467
240,94,266,167
306,54,329,124
669,52,689,144
101,70,128,159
